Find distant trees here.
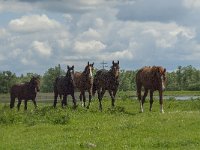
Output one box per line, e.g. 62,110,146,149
119,65,200,91
0,71,17,93
1,65,200,93
41,64,65,93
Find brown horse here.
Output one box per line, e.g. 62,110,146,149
53,65,77,108
136,66,166,113
10,76,40,110
93,61,120,111
74,62,94,108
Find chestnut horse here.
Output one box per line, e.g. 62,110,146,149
53,65,77,108
93,61,120,111
74,62,94,109
136,66,166,113
10,76,40,110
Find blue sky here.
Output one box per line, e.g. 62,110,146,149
0,0,200,75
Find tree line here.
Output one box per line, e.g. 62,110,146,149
0,65,200,93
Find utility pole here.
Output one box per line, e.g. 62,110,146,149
100,60,108,69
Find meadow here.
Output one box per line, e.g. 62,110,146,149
1,91,200,149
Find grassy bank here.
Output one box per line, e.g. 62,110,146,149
1,98,200,149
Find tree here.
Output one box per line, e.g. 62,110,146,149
41,65,65,92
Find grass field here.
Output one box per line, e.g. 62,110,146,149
1,95,200,149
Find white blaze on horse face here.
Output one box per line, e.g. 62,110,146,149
161,76,165,91
71,71,75,85
89,66,93,78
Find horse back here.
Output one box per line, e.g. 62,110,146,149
95,69,118,90
136,67,155,89
54,76,74,95
10,83,35,100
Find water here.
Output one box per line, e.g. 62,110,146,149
164,96,200,100
128,95,200,101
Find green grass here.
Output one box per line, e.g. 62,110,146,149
1,98,200,149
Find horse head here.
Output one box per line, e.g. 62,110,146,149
84,61,94,79
67,65,75,86
111,60,120,78
152,66,166,91
30,76,40,92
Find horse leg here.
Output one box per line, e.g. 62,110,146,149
108,90,115,108
159,90,164,113
97,89,102,111
71,93,77,109
136,83,142,112
10,96,15,109
141,89,148,113
113,88,117,98
86,89,92,109
17,99,22,111
24,100,27,110
53,92,58,108
62,94,67,107
79,93,83,107
99,88,106,111
82,91,86,107
32,99,37,109
149,90,154,111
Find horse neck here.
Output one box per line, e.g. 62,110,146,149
108,69,118,80
27,82,36,92
82,70,92,81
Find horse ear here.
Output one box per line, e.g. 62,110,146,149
117,60,119,64
112,60,114,65
67,65,69,70
88,61,89,66
72,65,74,69
92,62,94,66
164,68,166,73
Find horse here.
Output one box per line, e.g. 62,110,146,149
53,65,77,108
93,61,120,111
10,76,40,110
136,66,166,113
74,62,94,108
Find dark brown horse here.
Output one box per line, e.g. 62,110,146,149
93,61,120,111
53,65,77,108
136,66,166,113
74,62,94,109
10,76,40,110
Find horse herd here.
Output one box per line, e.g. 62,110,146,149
9,61,167,113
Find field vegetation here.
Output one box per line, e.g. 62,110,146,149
1,97,200,149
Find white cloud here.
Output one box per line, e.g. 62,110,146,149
9,14,61,33
63,14,73,22
183,0,200,9
79,28,101,40
0,1,33,13
31,41,52,57
1,0,200,74
0,28,9,38
74,40,106,53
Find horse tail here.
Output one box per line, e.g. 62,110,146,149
10,87,15,109
59,94,62,100
92,81,96,96
92,75,98,96
136,70,142,101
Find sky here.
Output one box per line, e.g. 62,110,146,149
1,0,200,75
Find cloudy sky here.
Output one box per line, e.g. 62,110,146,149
0,0,200,75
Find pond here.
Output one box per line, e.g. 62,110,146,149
164,96,200,100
